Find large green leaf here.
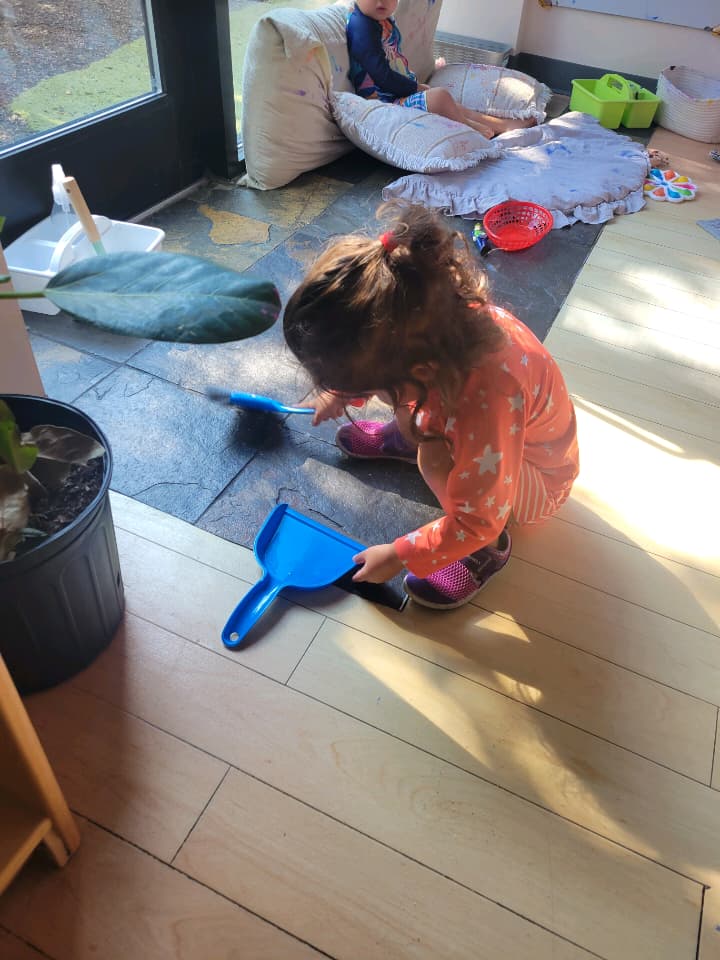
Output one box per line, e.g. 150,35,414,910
45,252,282,344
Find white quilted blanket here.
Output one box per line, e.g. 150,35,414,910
382,112,650,228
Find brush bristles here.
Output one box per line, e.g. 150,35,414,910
205,386,231,402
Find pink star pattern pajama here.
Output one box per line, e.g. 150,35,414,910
394,307,580,578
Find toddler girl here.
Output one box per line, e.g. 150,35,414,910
347,0,535,139
283,203,579,609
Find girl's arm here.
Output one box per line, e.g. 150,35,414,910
394,393,527,578
347,13,418,97
351,438,454,584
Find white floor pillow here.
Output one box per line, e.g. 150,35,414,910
430,64,552,123
382,113,649,227
332,92,502,172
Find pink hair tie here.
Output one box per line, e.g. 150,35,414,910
380,231,398,253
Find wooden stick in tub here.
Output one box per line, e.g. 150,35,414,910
61,176,107,255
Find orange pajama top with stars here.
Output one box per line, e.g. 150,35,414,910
393,306,579,578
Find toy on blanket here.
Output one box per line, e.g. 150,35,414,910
472,222,490,254
643,168,697,203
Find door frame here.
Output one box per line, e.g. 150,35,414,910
0,0,240,245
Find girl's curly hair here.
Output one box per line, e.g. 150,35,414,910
283,202,504,431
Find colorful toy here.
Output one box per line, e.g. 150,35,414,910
472,222,489,254
643,168,697,203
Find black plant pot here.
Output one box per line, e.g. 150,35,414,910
0,394,125,694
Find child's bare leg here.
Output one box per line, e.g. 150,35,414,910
425,87,536,138
424,87,494,137
468,110,537,135
417,439,454,511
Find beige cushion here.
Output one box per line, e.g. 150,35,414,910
242,0,443,190
429,64,552,123
332,92,501,172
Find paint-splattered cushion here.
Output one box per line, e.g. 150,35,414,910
241,0,444,190
382,113,649,228
332,92,501,172
429,64,552,123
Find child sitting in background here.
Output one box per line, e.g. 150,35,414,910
283,203,579,609
347,0,535,139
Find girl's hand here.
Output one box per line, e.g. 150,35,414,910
301,390,351,426
352,543,404,583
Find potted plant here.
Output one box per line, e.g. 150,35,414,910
1,241,282,693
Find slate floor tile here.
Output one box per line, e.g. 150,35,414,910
25,310,148,362
73,367,261,522
309,166,397,237
211,171,353,229
198,423,437,545
145,196,294,273
240,227,335,303
29,334,116,405
128,328,310,408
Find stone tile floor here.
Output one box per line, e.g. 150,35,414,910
24,144,630,606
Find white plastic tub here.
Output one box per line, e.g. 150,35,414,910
5,215,165,315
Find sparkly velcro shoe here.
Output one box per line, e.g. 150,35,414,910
403,529,512,609
335,420,418,463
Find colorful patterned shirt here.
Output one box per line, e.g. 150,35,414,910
394,307,579,577
346,5,418,102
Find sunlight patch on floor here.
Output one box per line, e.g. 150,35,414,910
566,397,720,572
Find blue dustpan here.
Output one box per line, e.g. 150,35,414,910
222,504,365,648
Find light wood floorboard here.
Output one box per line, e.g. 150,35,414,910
116,526,323,683
290,617,720,881
0,928,49,960
559,356,719,441
0,818,323,959
549,326,720,406
25,685,228,862
176,768,594,960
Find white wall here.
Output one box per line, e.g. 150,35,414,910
437,0,720,77
517,3,719,77
437,0,525,48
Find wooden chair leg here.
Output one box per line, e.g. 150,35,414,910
42,827,73,868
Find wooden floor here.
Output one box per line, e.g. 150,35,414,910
1,128,719,960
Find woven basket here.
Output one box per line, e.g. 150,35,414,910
656,66,720,143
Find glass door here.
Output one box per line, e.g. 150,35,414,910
0,0,239,243
227,0,331,150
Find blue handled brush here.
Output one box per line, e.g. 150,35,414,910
206,387,315,416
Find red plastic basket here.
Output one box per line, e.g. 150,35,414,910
483,201,553,252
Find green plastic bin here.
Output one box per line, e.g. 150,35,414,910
621,85,661,128
570,74,630,129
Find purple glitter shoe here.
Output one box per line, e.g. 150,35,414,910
335,420,418,463
403,529,512,609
